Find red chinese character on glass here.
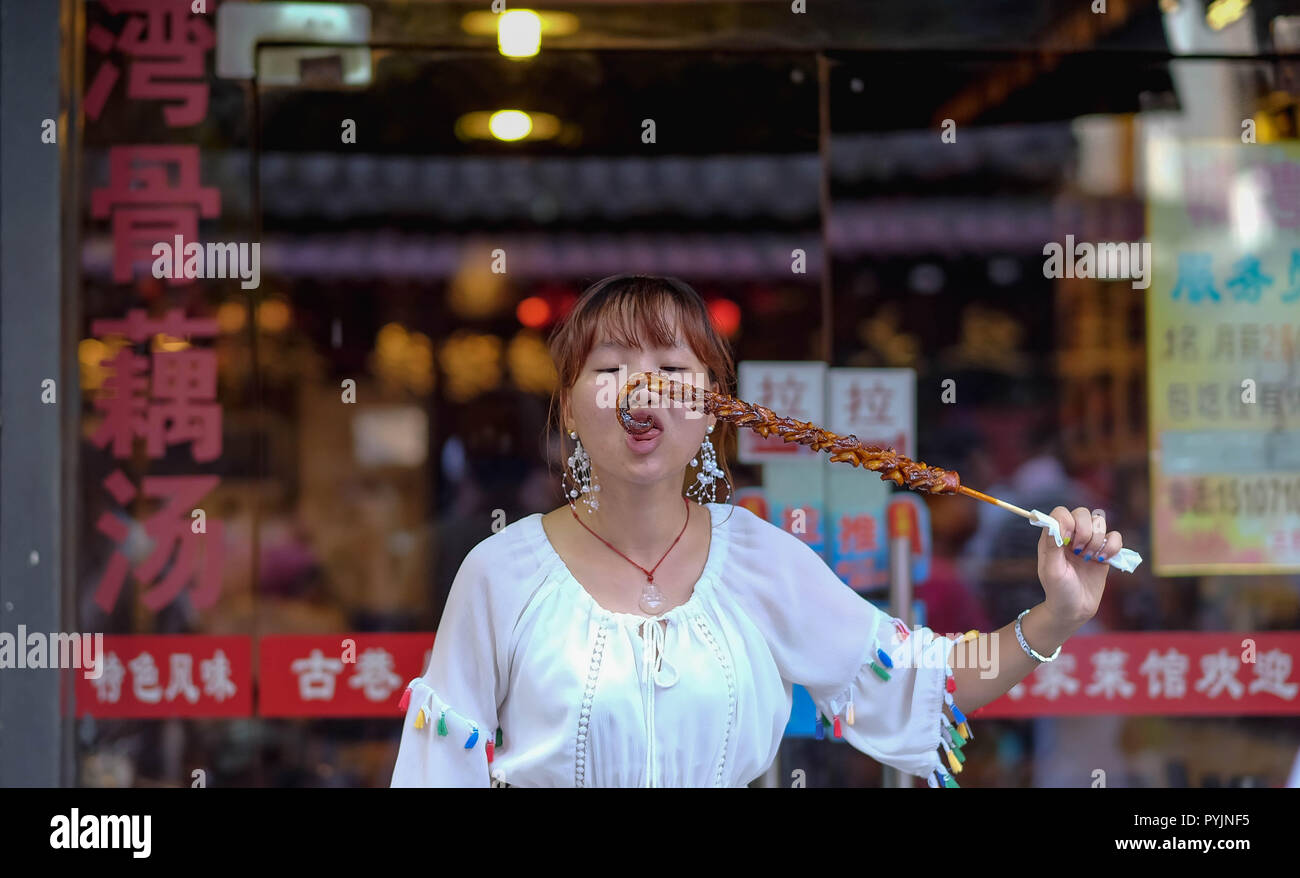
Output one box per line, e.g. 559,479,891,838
85,0,214,126
148,348,221,461
93,470,224,613
91,309,221,461
92,307,219,342
846,380,893,427
833,557,874,591
91,346,150,459
90,146,220,284
838,513,878,555
760,374,807,416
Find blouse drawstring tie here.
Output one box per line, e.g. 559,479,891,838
640,617,679,787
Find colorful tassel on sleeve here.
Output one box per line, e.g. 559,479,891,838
932,645,974,787
944,689,972,741
821,618,978,788
868,636,892,681
940,739,963,774
401,682,498,770
931,767,961,788
942,714,967,749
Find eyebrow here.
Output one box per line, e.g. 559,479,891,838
595,338,686,351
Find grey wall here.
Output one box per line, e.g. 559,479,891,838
1,0,70,787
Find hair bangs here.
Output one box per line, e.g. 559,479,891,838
586,283,687,354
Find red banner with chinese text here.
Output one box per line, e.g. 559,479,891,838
73,635,252,718
972,632,1300,717
258,634,434,717
65,631,1300,718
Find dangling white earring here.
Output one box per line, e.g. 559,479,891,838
687,424,729,504
565,430,601,513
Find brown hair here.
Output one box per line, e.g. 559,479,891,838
545,274,737,510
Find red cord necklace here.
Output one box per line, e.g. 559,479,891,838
569,495,690,615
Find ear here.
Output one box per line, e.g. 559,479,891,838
558,390,573,435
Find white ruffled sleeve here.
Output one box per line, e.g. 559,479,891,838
727,505,973,788
391,541,505,787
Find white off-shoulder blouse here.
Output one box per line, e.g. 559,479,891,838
390,501,974,788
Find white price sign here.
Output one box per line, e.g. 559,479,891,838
826,369,915,458
736,361,826,464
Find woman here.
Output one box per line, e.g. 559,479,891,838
391,274,1123,787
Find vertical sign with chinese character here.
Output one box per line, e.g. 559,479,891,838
81,0,227,638
89,311,225,614
1146,140,1300,573
737,362,827,556
825,369,920,591
736,361,826,463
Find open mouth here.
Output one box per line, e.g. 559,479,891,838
621,408,661,435
628,412,662,439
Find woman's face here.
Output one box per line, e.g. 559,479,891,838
563,320,717,489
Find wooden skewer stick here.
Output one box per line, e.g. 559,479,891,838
614,370,962,494
956,486,1030,519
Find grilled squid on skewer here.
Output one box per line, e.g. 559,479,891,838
614,371,960,495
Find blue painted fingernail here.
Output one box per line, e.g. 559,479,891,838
1084,553,1093,561
1073,547,1082,555
1096,554,1106,562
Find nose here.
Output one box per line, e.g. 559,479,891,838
618,369,666,432
621,366,667,406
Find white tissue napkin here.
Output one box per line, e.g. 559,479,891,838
1028,509,1142,572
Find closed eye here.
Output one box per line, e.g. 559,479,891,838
595,366,690,372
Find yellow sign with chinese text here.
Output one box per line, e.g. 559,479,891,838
1147,139,1300,573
